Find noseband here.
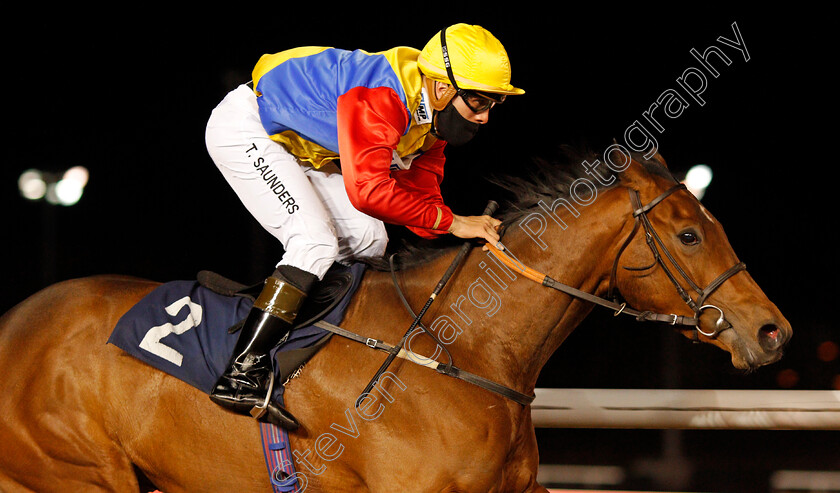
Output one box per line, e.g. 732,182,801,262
489,183,745,338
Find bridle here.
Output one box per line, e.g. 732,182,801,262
617,184,745,337
488,183,746,339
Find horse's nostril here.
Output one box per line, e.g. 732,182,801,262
758,324,787,352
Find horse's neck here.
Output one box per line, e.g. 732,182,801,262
385,188,631,394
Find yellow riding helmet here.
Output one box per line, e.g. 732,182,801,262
418,23,525,111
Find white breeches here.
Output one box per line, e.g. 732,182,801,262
205,84,388,279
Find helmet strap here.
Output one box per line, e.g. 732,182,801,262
421,27,470,113
440,27,462,94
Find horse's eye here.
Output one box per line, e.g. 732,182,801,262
678,230,700,246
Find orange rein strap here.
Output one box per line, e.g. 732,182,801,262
485,242,701,327
484,243,547,284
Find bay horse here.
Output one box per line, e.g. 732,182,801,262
0,150,790,492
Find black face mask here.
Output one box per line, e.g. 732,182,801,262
431,103,479,146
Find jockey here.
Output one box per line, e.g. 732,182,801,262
204,23,524,429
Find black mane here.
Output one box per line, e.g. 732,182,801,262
363,146,675,272
491,146,618,225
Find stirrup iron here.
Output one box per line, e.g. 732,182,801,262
250,369,276,419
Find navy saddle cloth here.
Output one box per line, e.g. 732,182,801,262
108,263,365,402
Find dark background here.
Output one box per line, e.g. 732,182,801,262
3,6,835,492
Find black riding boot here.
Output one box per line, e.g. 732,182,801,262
210,265,317,431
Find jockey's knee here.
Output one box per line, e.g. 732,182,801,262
283,234,339,280
351,219,388,261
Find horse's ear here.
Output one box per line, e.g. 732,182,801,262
609,138,667,169
650,150,668,169
617,156,644,189
613,148,667,190
609,139,644,188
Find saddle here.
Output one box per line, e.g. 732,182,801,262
107,262,365,399
197,265,358,382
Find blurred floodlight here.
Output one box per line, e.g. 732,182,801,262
55,178,84,206
55,166,89,205
18,169,47,200
18,166,89,206
63,166,89,188
684,164,713,200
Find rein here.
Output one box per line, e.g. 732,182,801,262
488,184,746,337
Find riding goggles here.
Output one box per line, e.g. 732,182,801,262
460,90,506,113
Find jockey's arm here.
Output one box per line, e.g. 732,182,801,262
337,86,499,246
337,87,501,245
392,143,500,245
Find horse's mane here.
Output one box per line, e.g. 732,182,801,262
362,145,675,272
493,146,677,224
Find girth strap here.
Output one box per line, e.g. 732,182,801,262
434,365,535,406
313,320,535,405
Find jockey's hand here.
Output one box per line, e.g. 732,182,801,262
448,214,503,250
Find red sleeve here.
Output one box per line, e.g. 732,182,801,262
392,139,453,238
337,86,453,237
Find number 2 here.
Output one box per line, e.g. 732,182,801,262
139,296,203,366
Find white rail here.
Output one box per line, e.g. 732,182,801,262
531,388,840,430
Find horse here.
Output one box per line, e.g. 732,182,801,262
0,150,791,492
